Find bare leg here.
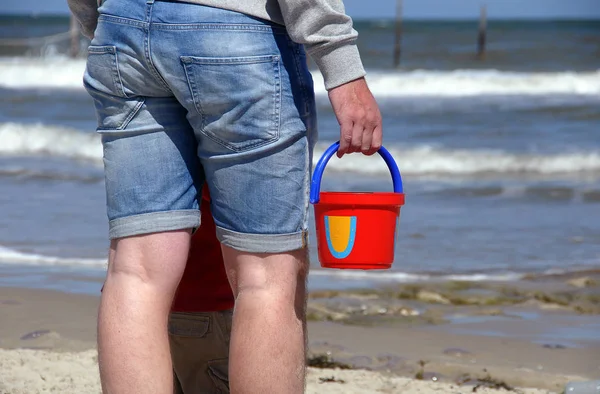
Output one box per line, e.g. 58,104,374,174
222,246,309,394
98,230,191,394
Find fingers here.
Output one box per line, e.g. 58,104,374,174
361,107,382,155
329,78,383,158
337,120,353,158
366,124,382,156
350,116,364,154
361,127,373,155
339,108,380,157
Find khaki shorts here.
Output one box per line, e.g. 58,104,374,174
168,311,233,394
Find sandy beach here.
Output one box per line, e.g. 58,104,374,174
0,348,555,394
0,347,554,394
1,282,598,394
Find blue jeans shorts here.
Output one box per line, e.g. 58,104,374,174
84,0,317,253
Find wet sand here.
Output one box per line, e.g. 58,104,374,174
0,285,598,393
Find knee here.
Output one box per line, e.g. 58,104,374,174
231,250,309,303
106,232,191,289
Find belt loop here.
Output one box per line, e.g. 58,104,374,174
146,0,155,4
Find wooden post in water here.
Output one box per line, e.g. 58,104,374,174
69,14,80,58
393,0,403,67
477,4,487,59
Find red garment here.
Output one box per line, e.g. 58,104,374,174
171,187,235,312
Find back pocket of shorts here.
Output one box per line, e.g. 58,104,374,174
85,45,127,98
84,46,144,130
181,55,281,152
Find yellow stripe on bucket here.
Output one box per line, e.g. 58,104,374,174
324,216,357,259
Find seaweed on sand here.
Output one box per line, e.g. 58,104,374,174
457,371,522,393
414,360,428,380
307,354,353,370
318,376,346,384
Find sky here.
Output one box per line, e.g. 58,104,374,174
1,0,599,20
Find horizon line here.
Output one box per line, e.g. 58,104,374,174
0,12,599,22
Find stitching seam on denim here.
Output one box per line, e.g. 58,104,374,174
273,56,281,142
144,4,172,93
113,49,128,98
117,97,146,130
181,61,206,128
98,15,146,28
289,37,311,116
151,23,282,32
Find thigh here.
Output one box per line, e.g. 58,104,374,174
169,311,232,394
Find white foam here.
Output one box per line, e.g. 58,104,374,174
0,247,521,283
442,273,523,281
355,69,600,97
310,268,523,283
0,57,86,89
310,269,430,282
315,144,600,176
0,245,107,268
0,165,103,182
1,123,599,176
0,243,576,283
0,123,102,164
2,56,599,97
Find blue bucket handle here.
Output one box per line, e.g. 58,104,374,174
310,141,404,204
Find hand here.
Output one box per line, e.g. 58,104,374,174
328,77,382,158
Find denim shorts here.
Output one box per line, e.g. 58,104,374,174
84,0,317,253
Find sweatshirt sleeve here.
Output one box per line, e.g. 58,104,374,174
276,0,366,90
67,0,100,39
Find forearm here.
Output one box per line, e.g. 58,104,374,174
67,0,100,39
276,0,366,90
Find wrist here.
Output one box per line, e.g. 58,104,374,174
310,44,366,91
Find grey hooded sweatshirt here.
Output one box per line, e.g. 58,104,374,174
67,0,366,90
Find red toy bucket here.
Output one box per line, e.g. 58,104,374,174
310,142,405,270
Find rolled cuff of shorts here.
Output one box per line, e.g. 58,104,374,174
108,210,200,239
311,43,367,90
216,226,307,253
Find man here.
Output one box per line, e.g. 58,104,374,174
69,0,382,393
169,187,233,394
70,6,236,393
